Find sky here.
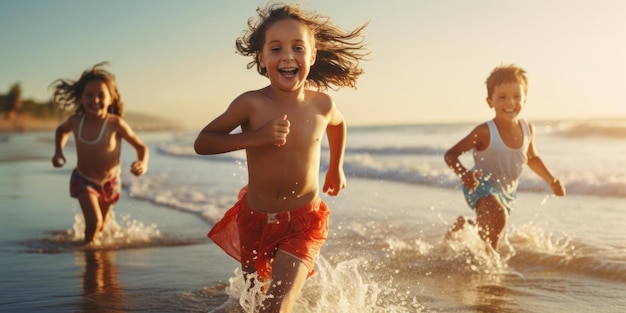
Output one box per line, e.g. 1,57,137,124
1,0,625,129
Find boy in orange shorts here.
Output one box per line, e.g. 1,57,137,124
208,185,329,281
194,4,367,312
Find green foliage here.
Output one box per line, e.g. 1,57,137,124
1,83,65,119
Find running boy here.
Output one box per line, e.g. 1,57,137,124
444,64,565,250
194,4,367,312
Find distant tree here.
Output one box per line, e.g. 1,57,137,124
0,94,6,112
6,83,22,121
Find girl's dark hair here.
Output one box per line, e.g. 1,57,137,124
50,62,124,117
236,3,369,90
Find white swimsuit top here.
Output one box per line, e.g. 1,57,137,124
78,114,108,145
472,119,530,195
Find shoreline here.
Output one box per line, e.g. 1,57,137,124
0,116,60,133
0,113,182,133
0,115,182,163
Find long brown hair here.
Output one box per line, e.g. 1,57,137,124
236,3,369,90
50,62,124,117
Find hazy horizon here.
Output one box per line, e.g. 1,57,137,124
2,0,625,128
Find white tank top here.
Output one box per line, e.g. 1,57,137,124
472,119,530,195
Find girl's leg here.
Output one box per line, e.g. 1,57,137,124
475,195,507,250
98,199,114,234
261,250,309,313
77,192,104,245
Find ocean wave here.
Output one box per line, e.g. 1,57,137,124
345,145,445,156
552,119,626,139
342,156,626,198
156,140,626,198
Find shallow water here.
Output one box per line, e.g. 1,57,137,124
1,119,625,312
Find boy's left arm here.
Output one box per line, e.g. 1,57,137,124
322,111,347,196
526,125,565,196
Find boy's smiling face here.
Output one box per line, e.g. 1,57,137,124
487,82,526,121
258,19,317,92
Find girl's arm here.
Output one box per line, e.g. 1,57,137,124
52,117,74,167
117,117,149,176
322,106,346,196
526,125,566,196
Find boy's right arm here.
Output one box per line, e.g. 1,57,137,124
194,96,290,155
444,125,486,190
52,118,73,167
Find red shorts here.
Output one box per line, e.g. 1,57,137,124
208,186,329,280
70,168,121,204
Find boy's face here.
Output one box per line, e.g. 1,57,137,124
486,82,526,121
258,19,317,92
81,80,112,117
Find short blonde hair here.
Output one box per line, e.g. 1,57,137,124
485,64,528,99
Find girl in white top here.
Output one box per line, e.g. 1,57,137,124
444,64,565,250
51,62,149,246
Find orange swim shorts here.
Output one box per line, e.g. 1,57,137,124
208,186,329,280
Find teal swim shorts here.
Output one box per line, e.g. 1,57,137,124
462,180,515,214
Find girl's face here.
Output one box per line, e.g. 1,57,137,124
258,19,316,92
81,80,112,117
486,82,526,121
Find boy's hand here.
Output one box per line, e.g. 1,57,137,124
550,178,566,196
461,170,481,190
130,160,147,176
261,115,290,147
52,154,66,168
323,168,346,196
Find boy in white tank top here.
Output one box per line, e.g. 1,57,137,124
444,64,565,250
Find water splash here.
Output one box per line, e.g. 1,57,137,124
24,210,164,253
211,256,425,313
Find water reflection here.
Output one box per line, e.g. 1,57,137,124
80,250,126,312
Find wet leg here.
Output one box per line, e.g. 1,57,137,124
261,250,309,313
77,192,104,245
445,216,477,240
98,200,114,234
475,196,507,250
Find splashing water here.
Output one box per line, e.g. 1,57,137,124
25,209,164,253
210,256,426,313
69,211,162,249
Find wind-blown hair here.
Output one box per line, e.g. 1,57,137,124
50,62,124,117
485,64,528,99
236,3,369,90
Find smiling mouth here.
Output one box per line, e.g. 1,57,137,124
279,67,298,77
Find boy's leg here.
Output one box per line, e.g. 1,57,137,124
77,192,104,245
445,216,478,240
261,250,309,313
475,195,507,250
